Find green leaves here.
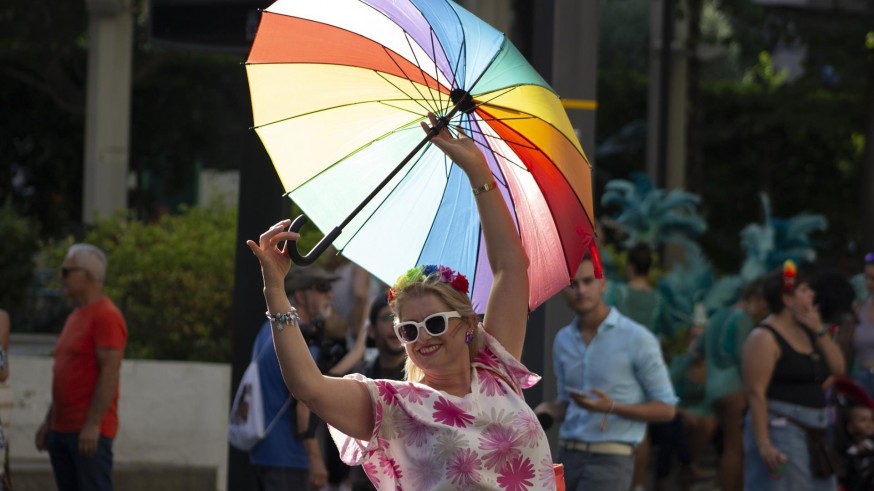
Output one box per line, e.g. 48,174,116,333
39,201,237,361
0,203,38,324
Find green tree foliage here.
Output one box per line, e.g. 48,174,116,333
697,80,861,270
0,203,37,323
40,202,237,361
1,0,256,235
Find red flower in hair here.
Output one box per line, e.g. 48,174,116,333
783,260,797,293
451,273,469,295
388,289,395,302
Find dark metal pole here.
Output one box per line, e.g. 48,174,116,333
227,132,286,491
656,0,673,188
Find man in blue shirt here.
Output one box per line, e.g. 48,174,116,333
536,254,678,491
249,265,339,491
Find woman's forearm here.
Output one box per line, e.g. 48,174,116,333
473,179,528,275
748,391,770,447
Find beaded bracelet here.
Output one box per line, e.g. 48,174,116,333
266,308,299,332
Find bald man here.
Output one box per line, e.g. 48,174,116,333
35,243,127,491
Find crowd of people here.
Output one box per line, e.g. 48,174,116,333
15,112,874,491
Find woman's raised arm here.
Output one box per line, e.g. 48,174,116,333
247,221,373,440
424,114,529,359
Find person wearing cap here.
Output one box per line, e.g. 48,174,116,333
282,265,341,370
247,265,340,491
247,112,558,490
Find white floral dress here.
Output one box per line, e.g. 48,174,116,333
329,332,556,490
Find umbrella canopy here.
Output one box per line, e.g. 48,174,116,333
246,0,595,313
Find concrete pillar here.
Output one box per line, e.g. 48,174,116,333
82,0,134,223
551,0,600,162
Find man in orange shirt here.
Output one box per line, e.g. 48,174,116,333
34,244,127,491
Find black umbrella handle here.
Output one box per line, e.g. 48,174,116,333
285,215,342,266
284,108,459,266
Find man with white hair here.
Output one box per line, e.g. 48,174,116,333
34,243,127,491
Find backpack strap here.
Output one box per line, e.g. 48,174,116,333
252,336,293,438
263,397,291,438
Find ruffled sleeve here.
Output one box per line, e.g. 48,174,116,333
327,373,383,466
473,331,541,395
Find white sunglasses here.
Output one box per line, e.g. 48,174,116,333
393,311,461,344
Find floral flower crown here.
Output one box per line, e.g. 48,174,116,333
388,264,470,301
782,259,797,293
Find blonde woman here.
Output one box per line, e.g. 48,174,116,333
247,113,555,490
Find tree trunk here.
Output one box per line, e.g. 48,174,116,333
685,0,704,194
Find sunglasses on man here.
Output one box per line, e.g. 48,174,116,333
393,311,461,344
60,267,86,278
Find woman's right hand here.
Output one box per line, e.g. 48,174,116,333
246,219,299,290
758,440,788,472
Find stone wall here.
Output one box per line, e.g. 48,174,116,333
9,337,230,491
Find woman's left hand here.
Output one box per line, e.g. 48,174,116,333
792,302,824,334
421,112,487,175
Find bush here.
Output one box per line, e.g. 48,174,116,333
39,201,237,361
0,203,38,325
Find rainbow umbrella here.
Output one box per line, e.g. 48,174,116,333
246,0,596,312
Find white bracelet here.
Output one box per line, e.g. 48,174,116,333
266,308,299,331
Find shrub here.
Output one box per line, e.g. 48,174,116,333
39,201,237,361
0,203,38,325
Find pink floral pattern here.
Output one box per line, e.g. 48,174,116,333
328,332,554,490
538,457,558,489
397,382,429,404
378,454,402,482
376,380,400,405
447,448,483,487
478,369,509,396
362,461,381,488
433,396,475,428
497,455,536,491
397,410,436,447
479,424,523,471
515,411,546,448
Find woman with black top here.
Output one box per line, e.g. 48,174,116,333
742,262,846,490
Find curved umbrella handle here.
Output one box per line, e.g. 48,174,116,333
285,214,342,266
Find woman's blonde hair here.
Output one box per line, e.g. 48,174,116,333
389,266,483,382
